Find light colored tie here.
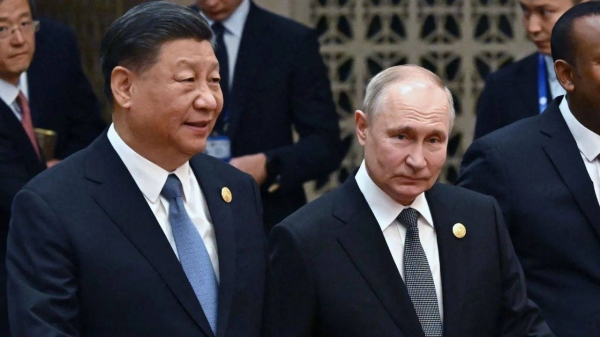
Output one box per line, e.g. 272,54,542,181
16,91,40,159
398,207,443,337
161,174,218,334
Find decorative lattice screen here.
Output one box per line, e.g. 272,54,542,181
303,0,534,198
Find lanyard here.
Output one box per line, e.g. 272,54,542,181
537,53,548,114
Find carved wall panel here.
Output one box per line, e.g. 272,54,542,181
301,0,534,198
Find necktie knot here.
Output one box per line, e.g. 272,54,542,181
398,207,419,230
211,21,226,36
16,91,27,108
161,174,183,200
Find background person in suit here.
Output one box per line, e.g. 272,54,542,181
264,65,553,337
473,0,584,139
192,0,343,231
458,2,600,336
0,0,105,335
7,2,265,336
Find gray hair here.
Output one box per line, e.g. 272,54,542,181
100,1,214,104
362,65,456,129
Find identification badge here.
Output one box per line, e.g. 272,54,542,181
205,135,231,162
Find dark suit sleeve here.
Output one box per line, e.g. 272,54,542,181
264,224,316,337
491,196,554,336
457,138,514,228
7,189,79,336
263,29,343,191
474,74,503,140
55,25,105,159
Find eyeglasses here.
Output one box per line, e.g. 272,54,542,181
0,20,40,40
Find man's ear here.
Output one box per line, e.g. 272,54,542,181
355,110,369,146
554,59,575,93
111,66,135,109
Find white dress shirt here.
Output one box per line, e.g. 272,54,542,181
107,124,220,282
0,72,30,121
544,55,566,99
355,161,443,319
560,98,600,205
199,0,250,89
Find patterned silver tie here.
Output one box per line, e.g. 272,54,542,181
398,207,443,337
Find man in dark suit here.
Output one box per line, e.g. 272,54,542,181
192,0,343,231
458,3,600,336
265,65,553,337
473,0,581,139
7,3,265,336
0,0,105,334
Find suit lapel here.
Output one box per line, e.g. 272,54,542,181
190,155,236,337
539,100,600,240
334,178,425,337
425,184,468,337
85,134,214,337
227,3,269,142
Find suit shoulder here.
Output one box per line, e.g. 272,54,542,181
36,18,76,43
485,53,537,85
276,186,340,235
471,114,540,151
253,5,314,37
22,148,87,197
432,183,493,203
191,153,254,183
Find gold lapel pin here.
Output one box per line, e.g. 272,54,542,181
221,187,232,203
453,223,466,239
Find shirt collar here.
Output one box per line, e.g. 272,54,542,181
200,0,250,37
107,124,193,203
544,54,557,82
559,97,600,162
355,160,434,232
0,72,28,108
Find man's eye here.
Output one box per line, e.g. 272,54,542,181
0,26,8,32
20,21,32,27
397,135,406,140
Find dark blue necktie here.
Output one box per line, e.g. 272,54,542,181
161,174,218,334
398,207,443,337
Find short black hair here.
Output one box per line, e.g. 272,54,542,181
100,1,213,104
551,1,600,65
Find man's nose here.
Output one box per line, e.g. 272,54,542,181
10,28,26,45
526,15,542,35
193,84,219,112
405,146,427,171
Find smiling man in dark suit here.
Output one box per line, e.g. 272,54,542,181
264,65,553,337
192,0,343,231
6,2,265,336
459,3,600,336
0,0,104,335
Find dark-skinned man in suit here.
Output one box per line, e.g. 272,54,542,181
459,2,600,335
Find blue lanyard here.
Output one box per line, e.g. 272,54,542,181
537,53,548,114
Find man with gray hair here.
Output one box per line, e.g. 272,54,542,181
6,2,265,336
264,65,553,337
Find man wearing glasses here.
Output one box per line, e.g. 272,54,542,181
0,0,105,335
